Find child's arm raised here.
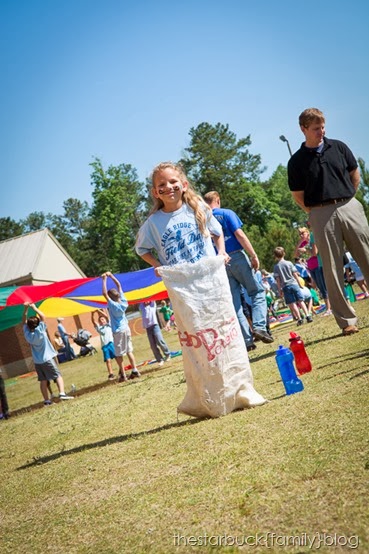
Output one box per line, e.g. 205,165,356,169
104,271,123,293
24,302,46,322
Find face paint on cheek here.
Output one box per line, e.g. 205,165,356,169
157,184,183,195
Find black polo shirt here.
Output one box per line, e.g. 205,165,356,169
288,137,358,206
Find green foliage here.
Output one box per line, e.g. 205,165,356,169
180,122,264,196
261,165,306,228
0,217,24,241
357,157,369,220
1,124,368,280
86,158,146,275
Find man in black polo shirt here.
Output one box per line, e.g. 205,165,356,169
288,107,369,336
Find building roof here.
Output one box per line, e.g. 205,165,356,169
0,228,86,287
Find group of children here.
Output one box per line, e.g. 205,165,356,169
20,160,323,413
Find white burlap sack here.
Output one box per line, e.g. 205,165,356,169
157,257,267,418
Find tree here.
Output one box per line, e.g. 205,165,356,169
0,217,24,242
180,122,264,197
261,165,306,228
357,157,369,220
86,158,146,276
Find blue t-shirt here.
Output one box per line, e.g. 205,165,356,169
212,207,243,253
23,321,57,364
107,291,128,333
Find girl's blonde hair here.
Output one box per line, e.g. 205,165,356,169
150,162,210,237
298,226,310,236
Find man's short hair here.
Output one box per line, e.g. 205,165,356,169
203,191,220,205
299,108,325,128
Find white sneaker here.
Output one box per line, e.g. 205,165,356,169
164,354,171,362
158,360,164,367
59,394,74,400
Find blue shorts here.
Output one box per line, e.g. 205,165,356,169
283,283,304,304
102,342,116,361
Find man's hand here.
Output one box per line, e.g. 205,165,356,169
250,255,260,271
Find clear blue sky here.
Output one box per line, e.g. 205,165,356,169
1,0,368,221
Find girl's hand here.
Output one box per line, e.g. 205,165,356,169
218,251,231,265
154,267,161,278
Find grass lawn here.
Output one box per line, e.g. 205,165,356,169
1,300,369,553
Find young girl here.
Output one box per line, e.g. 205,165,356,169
135,161,228,267
135,162,267,418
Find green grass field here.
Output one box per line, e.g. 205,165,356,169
1,300,369,553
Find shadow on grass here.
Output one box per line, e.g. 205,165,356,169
17,417,202,470
10,363,183,419
318,349,369,381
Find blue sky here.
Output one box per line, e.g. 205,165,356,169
1,0,369,221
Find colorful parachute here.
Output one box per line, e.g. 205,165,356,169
0,268,167,332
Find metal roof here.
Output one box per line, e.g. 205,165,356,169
0,228,85,287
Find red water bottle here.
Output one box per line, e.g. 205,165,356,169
289,332,312,375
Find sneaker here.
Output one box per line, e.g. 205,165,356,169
158,360,164,367
306,315,313,323
118,375,128,382
253,329,274,344
297,319,304,326
59,394,74,400
322,310,332,316
44,400,53,406
342,325,359,336
129,370,141,380
108,374,115,380
247,343,257,352
164,354,171,361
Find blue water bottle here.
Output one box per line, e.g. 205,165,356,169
275,345,304,395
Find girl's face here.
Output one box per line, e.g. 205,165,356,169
152,167,188,212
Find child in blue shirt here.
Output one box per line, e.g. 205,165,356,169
102,272,140,382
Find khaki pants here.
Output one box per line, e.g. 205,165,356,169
309,197,369,329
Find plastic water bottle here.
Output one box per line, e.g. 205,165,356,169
289,332,312,375
71,384,77,394
275,345,304,395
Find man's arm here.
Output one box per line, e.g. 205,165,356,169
291,191,310,213
233,228,260,270
350,168,361,191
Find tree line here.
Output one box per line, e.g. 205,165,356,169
2,123,369,276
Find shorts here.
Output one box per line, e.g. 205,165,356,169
113,329,133,357
35,359,61,382
102,342,116,362
283,283,304,305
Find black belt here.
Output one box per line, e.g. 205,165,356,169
309,197,350,208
